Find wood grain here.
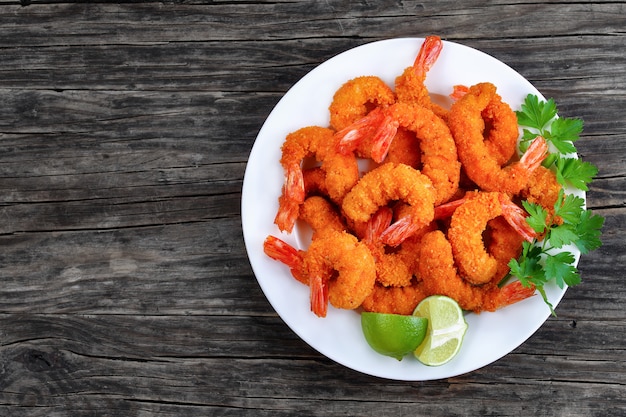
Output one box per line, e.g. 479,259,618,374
0,1,624,416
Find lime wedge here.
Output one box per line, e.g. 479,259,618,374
413,295,468,366
361,312,428,361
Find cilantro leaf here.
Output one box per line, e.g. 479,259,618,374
508,242,545,288
550,117,583,147
572,209,604,254
555,156,598,191
554,191,585,225
544,128,577,154
521,200,548,234
548,224,579,249
544,251,580,288
516,94,557,130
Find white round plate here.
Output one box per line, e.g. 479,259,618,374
241,38,581,380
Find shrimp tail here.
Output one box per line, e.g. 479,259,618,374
309,274,329,317
284,162,305,203
413,35,443,78
449,84,469,101
263,235,302,270
499,194,538,242
274,193,300,233
434,197,467,220
369,115,399,163
364,206,393,244
380,215,420,247
335,107,386,154
491,280,536,310
520,136,549,171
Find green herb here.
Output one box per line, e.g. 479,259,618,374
517,95,582,154
510,94,604,315
516,94,596,191
509,191,603,314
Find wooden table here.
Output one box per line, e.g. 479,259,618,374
0,1,624,416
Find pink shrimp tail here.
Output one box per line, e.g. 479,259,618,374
274,195,300,233
309,274,329,317
380,215,420,247
496,281,536,309
413,35,443,78
499,194,538,242
285,162,305,204
364,206,393,244
335,107,386,154
449,84,469,101
263,235,302,269
370,115,399,163
434,197,467,220
520,136,549,172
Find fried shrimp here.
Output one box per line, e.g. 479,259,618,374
361,279,428,315
450,84,519,165
395,35,447,118
275,126,359,232
481,94,520,165
447,192,534,285
385,127,421,168
299,195,346,240
360,206,413,288
341,162,436,246
303,230,376,317
385,102,460,204
417,230,535,313
447,82,548,195
486,216,525,284
264,230,376,318
330,76,395,154
329,76,396,131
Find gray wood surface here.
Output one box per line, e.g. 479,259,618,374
0,1,624,416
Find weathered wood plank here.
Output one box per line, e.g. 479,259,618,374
0,314,623,416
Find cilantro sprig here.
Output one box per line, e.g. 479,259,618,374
509,191,603,314
516,94,597,191
509,94,604,315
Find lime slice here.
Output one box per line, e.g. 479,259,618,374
413,295,468,366
361,312,428,361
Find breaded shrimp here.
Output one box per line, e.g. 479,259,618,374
276,126,359,232
329,75,396,131
417,230,535,313
448,192,524,284
263,230,376,318
447,83,548,195
447,191,536,285
303,230,376,317
299,195,346,240
486,217,525,284
451,84,519,165
341,162,436,246
360,279,428,315
395,35,448,118
386,102,461,204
